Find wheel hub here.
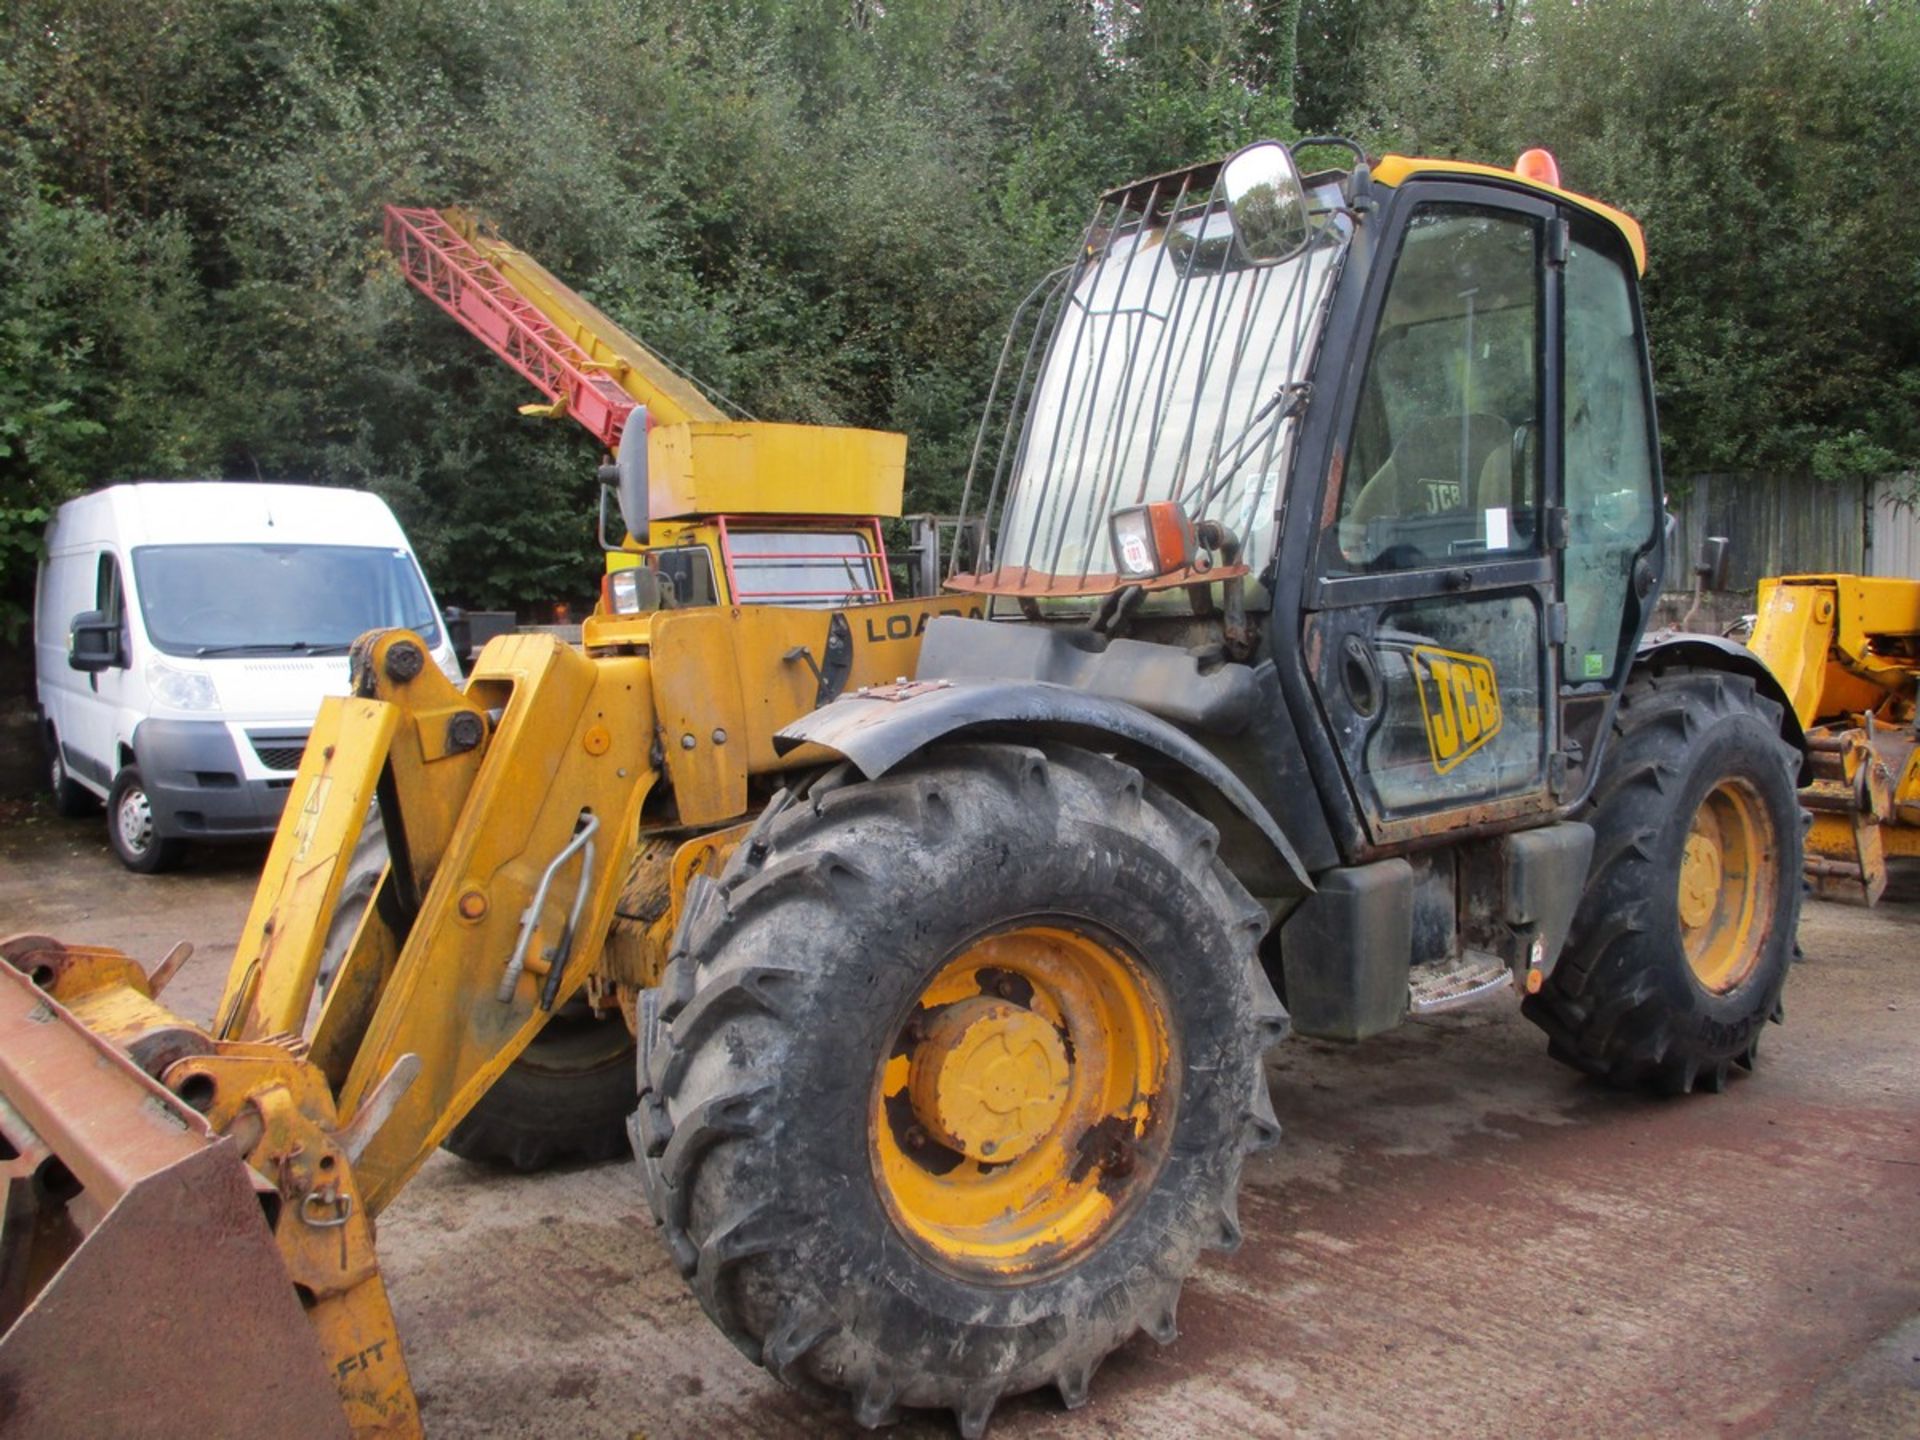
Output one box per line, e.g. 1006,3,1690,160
908,997,1070,1163
1678,832,1723,929
870,924,1175,1278
117,788,153,855
1679,778,1777,993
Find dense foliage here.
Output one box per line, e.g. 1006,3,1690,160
1326,0,1920,483
2,0,1915,634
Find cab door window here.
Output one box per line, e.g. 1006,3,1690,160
1335,206,1542,572
1561,224,1658,683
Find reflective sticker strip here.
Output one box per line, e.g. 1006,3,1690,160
1409,645,1504,774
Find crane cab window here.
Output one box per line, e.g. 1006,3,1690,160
1336,206,1543,572
725,528,889,607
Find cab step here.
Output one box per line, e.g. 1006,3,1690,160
1408,953,1512,1014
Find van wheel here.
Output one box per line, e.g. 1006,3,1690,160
47,740,95,817
109,767,187,874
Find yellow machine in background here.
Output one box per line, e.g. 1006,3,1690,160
1747,574,1920,902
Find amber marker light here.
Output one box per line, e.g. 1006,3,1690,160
1515,148,1561,187
1109,500,1198,581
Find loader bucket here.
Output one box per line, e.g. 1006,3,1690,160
0,958,344,1440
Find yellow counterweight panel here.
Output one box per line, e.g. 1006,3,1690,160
646,419,905,520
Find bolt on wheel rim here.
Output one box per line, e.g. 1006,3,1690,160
870,923,1175,1279
117,787,154,856
1678,778,1776,993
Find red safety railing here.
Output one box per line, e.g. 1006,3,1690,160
382,205,635,452
716,515,896,605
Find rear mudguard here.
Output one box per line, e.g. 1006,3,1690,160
775,678,1313,901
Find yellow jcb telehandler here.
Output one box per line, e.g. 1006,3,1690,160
3,139,1808,1439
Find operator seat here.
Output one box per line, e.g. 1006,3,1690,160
1344,412,1518,568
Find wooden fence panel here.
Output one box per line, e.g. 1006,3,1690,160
1664,473,1870,594
1868,478,1920,580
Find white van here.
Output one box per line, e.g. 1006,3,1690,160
34,482,459,872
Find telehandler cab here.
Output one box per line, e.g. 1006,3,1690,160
1,139,1805,1440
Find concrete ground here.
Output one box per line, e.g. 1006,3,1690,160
1,799,1916,1440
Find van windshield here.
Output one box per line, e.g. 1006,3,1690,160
132,544,440,657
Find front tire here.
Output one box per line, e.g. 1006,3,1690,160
635,742,1286,1437
108,766,186,873
1524,667,1802,1093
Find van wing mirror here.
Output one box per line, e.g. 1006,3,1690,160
68,610,121,672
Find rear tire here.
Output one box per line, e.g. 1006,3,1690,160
108,766,186,874
47,737,95,817
1523,667,1802,1093
442,1013,638,1171
635,742,1286,1437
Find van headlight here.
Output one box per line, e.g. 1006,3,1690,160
148,659,218,711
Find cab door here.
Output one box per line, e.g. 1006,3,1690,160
1302,185,1563,850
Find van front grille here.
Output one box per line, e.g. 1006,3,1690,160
248,733,309,772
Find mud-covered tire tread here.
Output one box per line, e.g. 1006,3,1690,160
636,741,1286,1438
1523,666,1803,1093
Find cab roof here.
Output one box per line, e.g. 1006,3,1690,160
1373,154,1647,274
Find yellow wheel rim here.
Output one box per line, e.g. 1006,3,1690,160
870,924,1175,1280
1678,778,1777,993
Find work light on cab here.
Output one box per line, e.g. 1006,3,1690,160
1109,501,1199,582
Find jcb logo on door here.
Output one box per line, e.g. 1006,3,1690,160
1410,646,1502,773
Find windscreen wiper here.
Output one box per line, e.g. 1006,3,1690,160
193,641,355,657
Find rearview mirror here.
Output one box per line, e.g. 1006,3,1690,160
614,407,650,544
68,610,121,672
1220,141,1311,266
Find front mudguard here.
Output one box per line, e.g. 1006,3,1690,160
775,678,1312,902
